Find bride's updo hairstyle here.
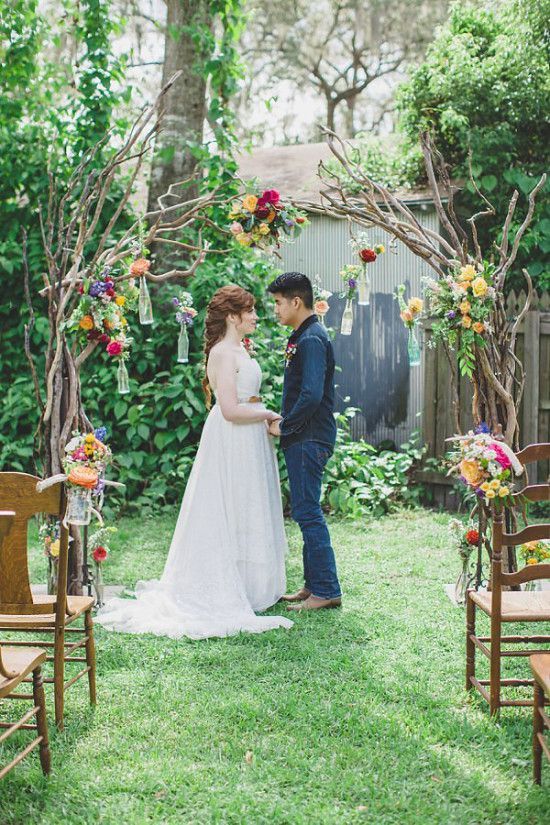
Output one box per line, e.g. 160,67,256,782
202,284,255,408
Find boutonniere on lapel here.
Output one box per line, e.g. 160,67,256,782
243,337,256,358
284,342,297,368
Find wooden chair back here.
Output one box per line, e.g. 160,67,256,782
492,477,550,601
0,473,69,617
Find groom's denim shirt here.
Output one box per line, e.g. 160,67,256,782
280,315,336,450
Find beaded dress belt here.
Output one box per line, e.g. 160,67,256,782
247,396,262,403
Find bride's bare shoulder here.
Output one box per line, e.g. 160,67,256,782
209,341,236,363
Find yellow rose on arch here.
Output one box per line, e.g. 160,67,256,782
459,264,477,281
472,277,488,297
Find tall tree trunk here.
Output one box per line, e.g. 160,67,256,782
147,0,212,216
344,97,356,137
326,97,337,132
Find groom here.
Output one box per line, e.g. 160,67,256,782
267,272,342,611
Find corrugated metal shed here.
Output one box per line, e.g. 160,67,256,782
280,209,439,446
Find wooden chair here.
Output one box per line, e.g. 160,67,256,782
531,653,550,784
466,443,550,715
0,474,96,730
0,639,51,779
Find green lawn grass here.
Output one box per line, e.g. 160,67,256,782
2,509,549,823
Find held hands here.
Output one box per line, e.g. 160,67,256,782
268,419,282,437
264,410,282,437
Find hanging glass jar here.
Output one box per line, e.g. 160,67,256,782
117,360,130,394
357,264,371,306
177,323,189,363
93,564,105,608
407,326,421,366
66,487,92,526
138,276,154,325
454,555,472,605
340,298,354,335
47,557,58,595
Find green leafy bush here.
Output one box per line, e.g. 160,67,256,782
322,410,426,518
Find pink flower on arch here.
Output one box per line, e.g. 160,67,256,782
106,341,123,357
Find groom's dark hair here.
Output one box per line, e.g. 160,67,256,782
267,272,313,309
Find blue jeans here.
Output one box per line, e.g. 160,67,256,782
284,441,341,600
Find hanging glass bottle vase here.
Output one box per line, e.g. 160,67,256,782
357,264,371,306
177,323,189,363
138,276,154,325
117,359,130,394
407,326,421,366
93,563,105,608
454,555,471,605
66,487,92,526
47,557,58,595
340,298,354,335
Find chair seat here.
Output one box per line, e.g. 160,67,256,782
0,646,46,697
470,589,550,621
530,653,550,697
0,595,94,629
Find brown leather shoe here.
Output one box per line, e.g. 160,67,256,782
286,595,342,611
279,588,312,603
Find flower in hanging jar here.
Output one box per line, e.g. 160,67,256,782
314,300,329,316
68,466,99,489
466,529,479,545
359,248,377,263
408,297,423,315
129,258,150,276
92,546,108,563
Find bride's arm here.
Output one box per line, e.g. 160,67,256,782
209,349,280,424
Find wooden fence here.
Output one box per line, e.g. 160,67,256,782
419,290,550,507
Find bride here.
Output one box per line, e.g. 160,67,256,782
96,285,293,639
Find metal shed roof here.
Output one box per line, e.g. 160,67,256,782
236,141,439,206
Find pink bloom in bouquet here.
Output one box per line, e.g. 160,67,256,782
489,442,512,470
230,221,243,235
258,189,280,207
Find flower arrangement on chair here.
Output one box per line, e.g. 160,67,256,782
228,189,308,251
446,429,524,507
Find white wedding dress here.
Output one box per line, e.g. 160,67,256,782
96,356,293,639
